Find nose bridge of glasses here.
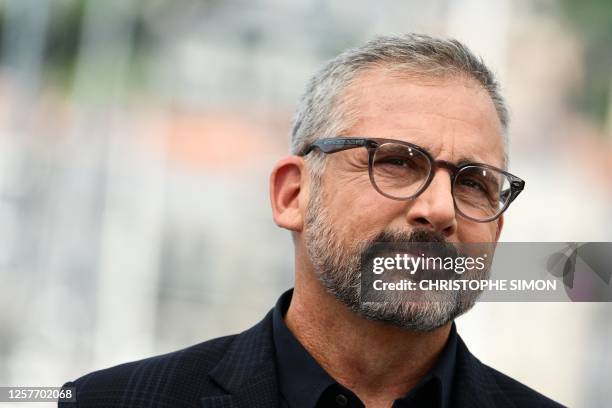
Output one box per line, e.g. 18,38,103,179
432,160,460,180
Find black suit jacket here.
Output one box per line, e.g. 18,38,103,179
59,309,564,408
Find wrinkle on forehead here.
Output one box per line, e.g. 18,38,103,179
340,68,506,168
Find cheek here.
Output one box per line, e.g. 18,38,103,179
456,219,499,242
324,184,401,242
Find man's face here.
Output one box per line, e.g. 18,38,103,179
302,69,505,330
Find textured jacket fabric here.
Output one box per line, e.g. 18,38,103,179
59,309,564,408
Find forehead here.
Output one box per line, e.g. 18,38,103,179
342,68,505,168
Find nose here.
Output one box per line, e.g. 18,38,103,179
404,169,457,237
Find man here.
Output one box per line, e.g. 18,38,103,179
60,34,563,407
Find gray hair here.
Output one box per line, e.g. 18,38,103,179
291,34,509,173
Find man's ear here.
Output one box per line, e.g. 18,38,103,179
494,214,504,242
270,156,307,232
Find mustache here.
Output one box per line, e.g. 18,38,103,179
364,228,460,259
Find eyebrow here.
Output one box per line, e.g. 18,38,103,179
376,142,489,167
426,149,483,166
383,138,488,166
454,157,481,166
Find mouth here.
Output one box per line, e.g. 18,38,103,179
364,247,460,280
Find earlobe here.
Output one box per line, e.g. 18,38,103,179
270,156,306,232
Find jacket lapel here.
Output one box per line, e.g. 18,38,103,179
201,310,280,408
200,307,517,408
452,335,516,408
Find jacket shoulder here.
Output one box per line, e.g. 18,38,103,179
61,334,236,407
454,334,566,408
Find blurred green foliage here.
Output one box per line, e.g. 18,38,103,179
0,0,610,127
560,0,612,128
0,0,153,89
43,0,84,68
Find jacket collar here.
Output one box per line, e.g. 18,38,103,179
201,309,280,408
201,299,516,408
452,335,517,408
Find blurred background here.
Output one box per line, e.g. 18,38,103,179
0,0,611,406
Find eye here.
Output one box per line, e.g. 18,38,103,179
458,177,488,193
377,156,410,167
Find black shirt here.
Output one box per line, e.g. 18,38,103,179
272,289,457,408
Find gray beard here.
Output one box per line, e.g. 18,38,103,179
302,183,480,332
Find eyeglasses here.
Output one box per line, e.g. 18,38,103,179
299,137,525,223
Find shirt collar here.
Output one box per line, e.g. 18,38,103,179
396,318,457,408
272,289,457,408
273,289,336,408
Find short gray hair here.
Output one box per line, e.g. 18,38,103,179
291,34,509,172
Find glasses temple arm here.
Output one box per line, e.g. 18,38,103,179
299,138,370,156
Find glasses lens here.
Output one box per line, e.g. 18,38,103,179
453,166,511,221
371,143,431,199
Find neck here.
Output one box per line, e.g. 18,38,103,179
285,271,451,407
